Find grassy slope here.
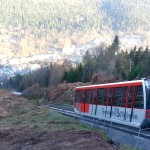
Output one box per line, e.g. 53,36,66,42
0,89,137,150
0,105,136,150
0,106,89,132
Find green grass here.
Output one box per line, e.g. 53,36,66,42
120,145,138,150
0,106,138,150
0,106,91,132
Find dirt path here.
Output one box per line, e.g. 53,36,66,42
0,127,117,150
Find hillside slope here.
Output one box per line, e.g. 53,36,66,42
0,0,150,58
0,0,150,32
0,89,118,150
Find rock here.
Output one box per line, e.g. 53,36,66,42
0,107,10,118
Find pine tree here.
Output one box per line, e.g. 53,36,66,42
111,35,120,54
83,51,93,82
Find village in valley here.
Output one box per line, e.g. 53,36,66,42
0,26,146,79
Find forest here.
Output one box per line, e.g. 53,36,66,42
1,0,150,93
0,0,150,59
1,0,150,32
6,36,150,92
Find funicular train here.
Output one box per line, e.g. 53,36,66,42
74,79,150,128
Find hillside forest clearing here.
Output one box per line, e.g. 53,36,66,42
0,89,119,150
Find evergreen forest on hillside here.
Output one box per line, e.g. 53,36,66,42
5,36,150,92
1,0,150,32
0,0,150,58
1,0,150,92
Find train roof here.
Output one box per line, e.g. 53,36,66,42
76,80,143,90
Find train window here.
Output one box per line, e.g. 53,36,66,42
114,87,123,107
103,88,108,105
127,86,134,108
92,90,97,104
135,86,144,109
98,88,108,105
146,86,150,109
75,90,82,103
98,89,103,104
121,87,128,107
107,88,113,106
85,90,92,104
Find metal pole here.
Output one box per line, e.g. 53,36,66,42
109,121,112,137
136,127,141,148
93,115,95,128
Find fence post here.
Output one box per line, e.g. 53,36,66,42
109,121,112,137
136,126,141,148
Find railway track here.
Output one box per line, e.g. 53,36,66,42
48,104,150,140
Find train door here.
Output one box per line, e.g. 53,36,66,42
119,86,128,121
105,88,113,118
130,85,144,124
90,89,97,115
111,87,123,120
74,90,81,112
102,88,108,117
125,86,137,122
96,88,107,118
84,90,91,113
80,90,85,113
75,90,85,113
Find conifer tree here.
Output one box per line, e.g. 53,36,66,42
111,35,120,54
